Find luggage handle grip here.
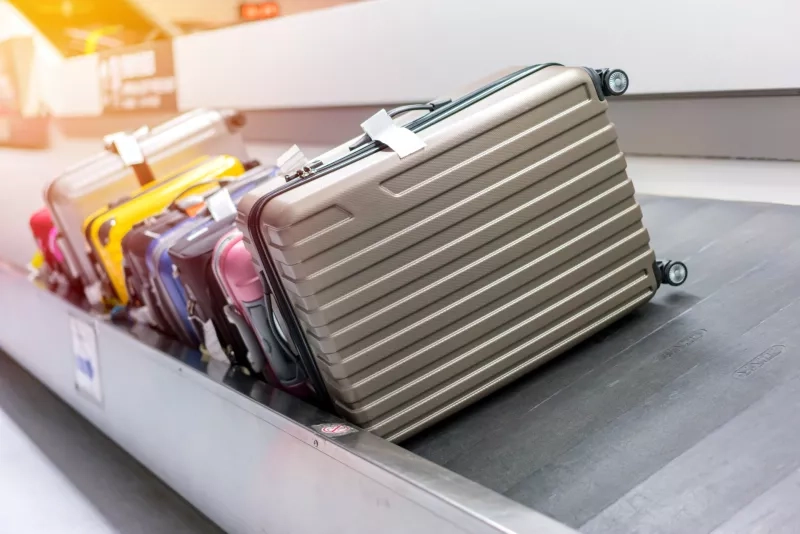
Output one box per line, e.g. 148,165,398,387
349,98,452,151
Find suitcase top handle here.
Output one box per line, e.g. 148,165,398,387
291,64,561,184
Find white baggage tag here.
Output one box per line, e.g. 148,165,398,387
361,109,426,159
129,306,154,325
276,144,308,174
202,320,229,363
105,133,146,166
84,281,103,306
206,187,237,222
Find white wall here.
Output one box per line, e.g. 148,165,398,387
174,0,800,110
18,0,800,116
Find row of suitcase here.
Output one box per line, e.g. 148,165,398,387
29,65,687,441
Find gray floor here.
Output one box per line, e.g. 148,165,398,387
0,350,222,534
406,196,800,533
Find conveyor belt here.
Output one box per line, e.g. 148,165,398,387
405,196,800,533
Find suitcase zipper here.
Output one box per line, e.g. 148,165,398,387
247,63,562,406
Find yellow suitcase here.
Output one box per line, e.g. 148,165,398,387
84,154,246,304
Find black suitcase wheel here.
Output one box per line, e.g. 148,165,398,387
602,69,629,96
660,260,688,287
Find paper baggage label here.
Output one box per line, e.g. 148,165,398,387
206,188,237,222
84,281,103,306
361,109,426,158
70,315,103,405
276,144,308,174
202,320,229,363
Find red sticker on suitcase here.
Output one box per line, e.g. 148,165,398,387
313,423,359,438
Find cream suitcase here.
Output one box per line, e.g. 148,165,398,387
238,65,687,441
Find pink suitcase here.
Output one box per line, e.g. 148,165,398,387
213,229,308,394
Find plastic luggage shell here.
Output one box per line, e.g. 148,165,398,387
238,65,660,441
45,108,249,290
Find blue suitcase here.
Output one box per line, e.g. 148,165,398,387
121,164,278,347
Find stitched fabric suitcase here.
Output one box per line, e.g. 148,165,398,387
122,205,202,344
213,229,309,393
121,164,278,346
238,65,682,441
45,108,249,293
84,154,246,305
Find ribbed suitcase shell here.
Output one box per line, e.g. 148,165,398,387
239,66,658,441
45,108,249,288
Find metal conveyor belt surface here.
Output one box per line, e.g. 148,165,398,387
405,195,800,534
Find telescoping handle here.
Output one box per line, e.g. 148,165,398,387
104,127,155,186
349,98,452,151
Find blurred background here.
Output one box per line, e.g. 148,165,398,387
1,0,799,265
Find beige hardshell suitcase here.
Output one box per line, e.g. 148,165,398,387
238,65,687,441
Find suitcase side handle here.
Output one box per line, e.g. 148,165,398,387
348,98,452,151
223,304,267,374
240,298,305,386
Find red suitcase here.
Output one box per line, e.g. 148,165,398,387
29,207,65,273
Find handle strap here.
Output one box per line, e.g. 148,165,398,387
104,130,155,186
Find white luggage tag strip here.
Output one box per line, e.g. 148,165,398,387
206,187,237,222
360,109,426,159
202,320,229,363
129,306,154,325
104,132,146,167
276,144,308,174
84,281,104,306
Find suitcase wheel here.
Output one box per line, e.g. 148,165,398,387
658,260,688,287
601,69,629,97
